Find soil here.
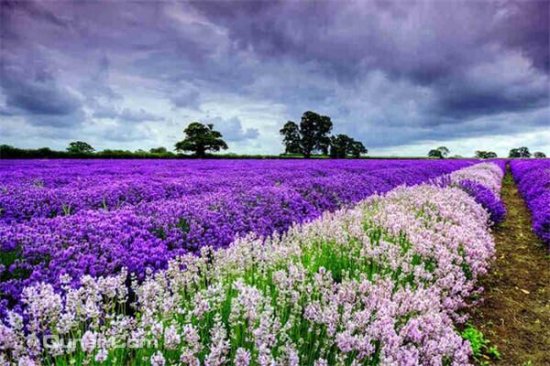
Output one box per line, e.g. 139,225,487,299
469,168,550,365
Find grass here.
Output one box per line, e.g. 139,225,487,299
461,324,500,365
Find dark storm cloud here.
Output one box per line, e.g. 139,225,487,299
434,87,548,120
0,0,548,151
190,0,549,119
0,49,85,127
1,67,79,117
493,0,550,73
0,1,84,128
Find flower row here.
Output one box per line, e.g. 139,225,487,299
450,162,506,225
510,159,550,245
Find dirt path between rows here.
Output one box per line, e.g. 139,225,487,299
470,168,550,365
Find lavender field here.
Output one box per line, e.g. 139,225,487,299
0,159,512,365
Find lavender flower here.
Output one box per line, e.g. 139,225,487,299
80,330,97,353
150,351,166,366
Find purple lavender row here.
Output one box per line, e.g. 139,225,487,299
450,162,507,225
510,159,550,245
0,159,474,223
0,160,473,313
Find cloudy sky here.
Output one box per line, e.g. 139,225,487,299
1,0,548,156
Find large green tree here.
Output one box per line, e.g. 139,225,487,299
329,134,367,158
279,121,301,154
329,134,352,158
348,140,368,158
428,149,443,159
175,122,228,157
428,146,450,159
298,111,333,158
280,112,368,158
509,146,531,158
436,146,450,158
67,141,95,154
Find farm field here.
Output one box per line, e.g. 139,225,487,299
2,0,549,364
0,159,547,365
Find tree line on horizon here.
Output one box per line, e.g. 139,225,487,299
0,110,371,160
171,111,368,159
426,145,546,159
0,112,547,159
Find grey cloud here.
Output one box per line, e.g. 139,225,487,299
1,57,80,117
191,1,547,81
81,55,122,103
92,124,152,142
92,106,164,123
170,89,201,109
119,108,164,122
0,51,84,127
492,0,549,73
211,116,260,142
351,106,550,149
91,104,119,119
433,86,548,120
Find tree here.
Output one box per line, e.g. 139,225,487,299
428,146,450,159
299,111,333,158
279,121,301,154
279,111,367,158
428,149,443,159
436,146,450,158
509,146,531,158
329,134,367,158
348,140,368,158
67,141,95,154
175,122,228,157
475,150,497,159
534,151,547,158
150,147,168,154
329,134,352,158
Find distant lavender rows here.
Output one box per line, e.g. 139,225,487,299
0,159,475,312
510,159,550,245
0,159,477,224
